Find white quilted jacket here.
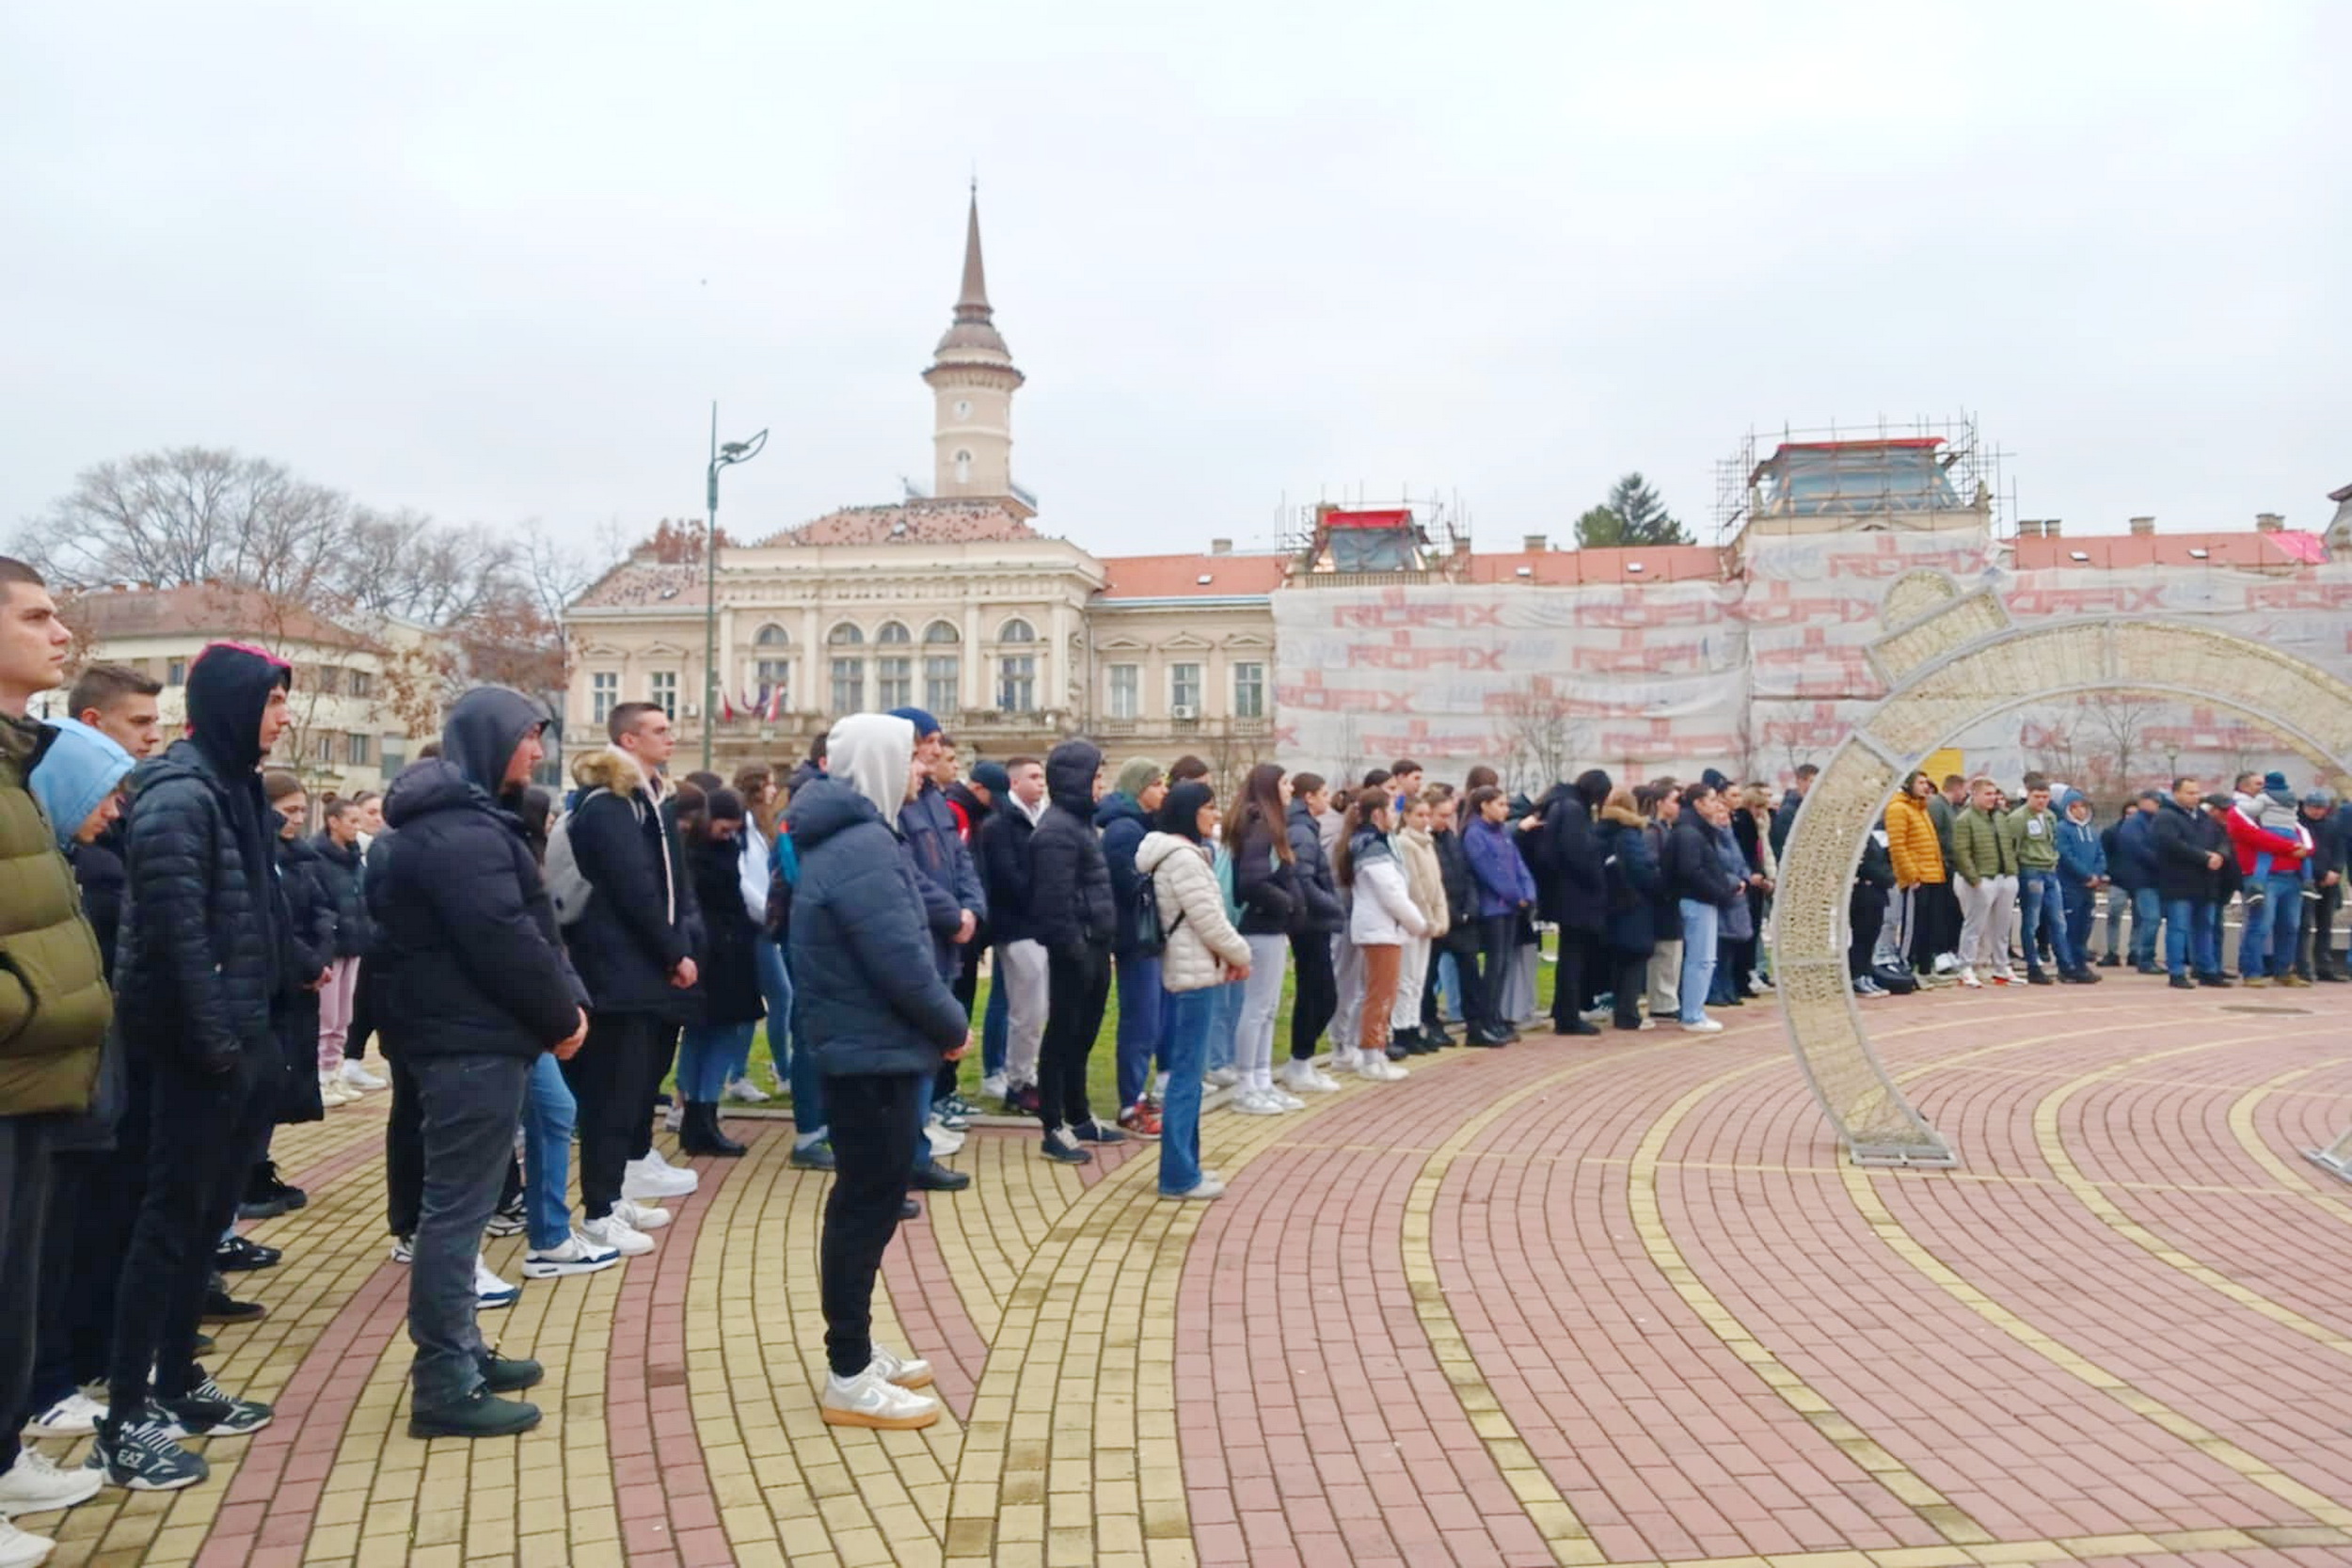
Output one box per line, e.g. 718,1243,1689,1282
1136,832,1252,991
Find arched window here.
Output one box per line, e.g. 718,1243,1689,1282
876,622,912,644
997,619,1038,713
923,623,961,712
755,624,789,646
998,618,1036,643
875,623,913,706
955,450,973,484
751,625,790,699
828,624,865,713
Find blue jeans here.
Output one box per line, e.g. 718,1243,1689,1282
2019,869,2069,972
2263,871,2304,976
2063,883,2096,969
1677,900,1720,1023
1435,951,1463,1022
757,935,826,1143
982,971,1009,1079
523,1053,578,1251
1114,952,1168,1110
2124,886,2161,967
1209,979,1244,1073
677,1022,756,1105
2165,898,2220,978
1158,988,1212,1195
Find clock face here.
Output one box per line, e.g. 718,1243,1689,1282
954,399,972,420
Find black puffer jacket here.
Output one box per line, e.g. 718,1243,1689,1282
1430,825,1477,954
688,833,766,1026
69,839,125,985
1286,800,1344,934
787,774,968,1077
1028,740,1115,953
1597,810,1661,955
1662,813,1743,909
563,746,697,1018
116,647,289,1074
274,833,335,1123
309,833,373,958
1536,782,1607,936
368,689,586,1062
977,802,1037,943
1231,815,1296,936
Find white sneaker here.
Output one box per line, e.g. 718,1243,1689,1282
868,1345,933,1390
318,1075,358,1107
23,1390,103,1439
1327,1047,1361,1076
819,1366,940,1431
522,1232,623,1278
926,1121,967,1157
1164,1176,1227,1201
1231,1088,1286,1117
0,1447,103,1517
474,1257,520,1309
1933,953,1961,974
662,1101,683,1132
1267,1086,1305,1111
1203,1067,1240,1089
980,1072,1009,1101
580,1214,656,1257
0,1517,54,1568
338,1060,388,1092
652,1148,696,1176
612,1197,671,1231
622,1155,696,1201
1680,1018,1724,1034
389,1235,414,1264
724,1075,771,1103
1636,1017,1658,1031
1960,968,1984,989
1279,1059,1339,1095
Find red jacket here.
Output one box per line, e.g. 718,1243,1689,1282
2224,805,2304,876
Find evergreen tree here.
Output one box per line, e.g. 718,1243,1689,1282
1573,472,1692,548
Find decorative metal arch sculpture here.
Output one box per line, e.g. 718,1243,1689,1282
1774,570,2352,1167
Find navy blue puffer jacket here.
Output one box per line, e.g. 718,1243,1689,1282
787,776,969,1077
563,746,698,1018
1028,741,1115,953
308,833,373,958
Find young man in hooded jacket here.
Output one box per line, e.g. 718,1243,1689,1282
1027,739,1117,1161
371,688,590,1438
97,642,294,1491
790,714,968,1431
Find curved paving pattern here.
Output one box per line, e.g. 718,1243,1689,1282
26,976,2352,1568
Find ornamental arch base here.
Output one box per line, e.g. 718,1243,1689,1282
1773,573,2352,1168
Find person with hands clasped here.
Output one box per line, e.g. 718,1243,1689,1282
368,688,590,1439
1137,780,1250,1200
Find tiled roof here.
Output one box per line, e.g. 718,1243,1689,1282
70,582,376,650
755,500,1039,548
570,562,706,610
2008,531,2320,570
1096,553,1289,600
1464,546,1726,585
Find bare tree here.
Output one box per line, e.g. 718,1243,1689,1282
2080,689,2164,804
1494,685,1583,799
21,448,349,602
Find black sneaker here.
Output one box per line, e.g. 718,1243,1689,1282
1073,1120,1126,1145
478,1351,544,1394
2026,968,2055,986
2169,974,2196,990
2197,974,2233,989
214,1235,280,1272
156,1370,273,1436
238,1162,307,1221
1040,1128,1093,1165
93,1406,209,1490
1004,1083,1042,1117
899,1197,922,1221
789,1140,836,1172
201,1281,267,1324
2096,954,2121,968
484,1197,528,1239
193,1334,215,1355
910,1161,971,1192
407,1386,542,1440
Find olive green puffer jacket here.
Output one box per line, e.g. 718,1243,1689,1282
0,716,111,1115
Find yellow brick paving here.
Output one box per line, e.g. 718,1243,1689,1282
28,1007,2352,1567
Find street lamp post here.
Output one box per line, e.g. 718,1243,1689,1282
703,403,769,771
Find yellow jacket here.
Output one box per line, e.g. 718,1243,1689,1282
1885,792,1946,887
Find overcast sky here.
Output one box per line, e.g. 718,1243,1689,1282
4,3,2344,564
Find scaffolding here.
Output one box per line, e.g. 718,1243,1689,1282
1713,415,2004,543
1279,490,1472,580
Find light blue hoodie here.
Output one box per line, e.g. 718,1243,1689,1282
29,718,134,850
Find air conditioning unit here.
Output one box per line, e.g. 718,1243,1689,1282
1170,705,1199,721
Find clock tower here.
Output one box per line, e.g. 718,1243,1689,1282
923,187,1028,513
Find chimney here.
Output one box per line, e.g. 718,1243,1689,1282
2042,517,2062,538
1209,538,1232,556
2254,512,2284,533
2128,515,2155,536
2016,519,2042,538
1522,534,1548,553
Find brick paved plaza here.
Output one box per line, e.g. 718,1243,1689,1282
28,976,2352,1568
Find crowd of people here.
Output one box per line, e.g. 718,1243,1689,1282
0,542,2345,1560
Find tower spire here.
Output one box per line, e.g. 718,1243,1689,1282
957,181,991,315
924,182,1025,512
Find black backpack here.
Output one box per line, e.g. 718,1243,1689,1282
1130,867,1184,957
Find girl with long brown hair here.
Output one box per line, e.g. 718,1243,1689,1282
1333,791,1426,1079
1222,763,1298,1113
